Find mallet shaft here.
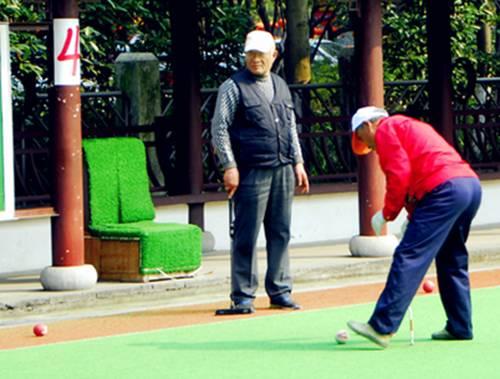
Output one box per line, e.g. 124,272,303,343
409,305,415,345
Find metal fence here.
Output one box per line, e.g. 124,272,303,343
12,78,500,208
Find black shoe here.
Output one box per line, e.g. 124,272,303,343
431,328,473,341
231,298,255,313
270,294,301,310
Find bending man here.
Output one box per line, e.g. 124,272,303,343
347,106,481,348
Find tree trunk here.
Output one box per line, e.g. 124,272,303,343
256,0,271,31
284,0,311,170
478,1,494,76
477,23,492,76
284,0,311,84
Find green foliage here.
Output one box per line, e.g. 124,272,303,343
0,0,40,22
383,1,428,81
1,1,46,96
2,0,171,91
80,0,171,89
311,60,339,83
198,3,253,87
9,32,45,79
383,0,497,81
3,1,253,91
3,0,499,93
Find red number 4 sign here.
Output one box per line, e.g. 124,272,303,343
57,26,80,76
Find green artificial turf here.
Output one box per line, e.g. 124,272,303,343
1,287,499,379
82,137,201,274
94,220,202,273
83,137,155,228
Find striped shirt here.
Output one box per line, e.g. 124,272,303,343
211,76,304,170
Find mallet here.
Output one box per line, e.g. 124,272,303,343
408,305,415,345
215,198,250,316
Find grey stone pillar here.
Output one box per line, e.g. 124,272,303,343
115,53,161,126
114,52,164,187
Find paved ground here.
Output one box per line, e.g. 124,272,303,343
2,268,499,351
1,226,500,327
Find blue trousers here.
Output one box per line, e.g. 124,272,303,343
230,165,295,303
369,177,482,338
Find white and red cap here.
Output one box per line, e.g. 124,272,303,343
351,106,388,155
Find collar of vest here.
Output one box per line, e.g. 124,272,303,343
232,69,292,106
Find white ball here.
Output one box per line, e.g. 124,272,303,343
335,329,349,344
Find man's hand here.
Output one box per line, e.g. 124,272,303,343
371,210,386,236
294,163,310,194
223,167,239,198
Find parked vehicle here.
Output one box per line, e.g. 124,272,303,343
274,32,353,82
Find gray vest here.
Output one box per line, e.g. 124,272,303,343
230,69,295,169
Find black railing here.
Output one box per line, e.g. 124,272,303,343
12,79,500,209
13,91,131,207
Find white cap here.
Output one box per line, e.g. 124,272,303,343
244,30,275,53
351,106,388,155
351,106,388,132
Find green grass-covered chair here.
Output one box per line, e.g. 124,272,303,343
83,137,202,282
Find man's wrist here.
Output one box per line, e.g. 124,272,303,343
381,209,388,221
223,162,237,171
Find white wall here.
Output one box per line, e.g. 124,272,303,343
472,179,500,225
199,192,408,252
1,178,499,274
0,217,52,275
159,178,500,252
154,203,189,224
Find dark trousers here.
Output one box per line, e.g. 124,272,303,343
230,165,295,303
369,177,482,338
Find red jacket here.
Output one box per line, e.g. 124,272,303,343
375,115,478,221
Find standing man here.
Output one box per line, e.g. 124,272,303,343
347,106,482,348
211,30,309,313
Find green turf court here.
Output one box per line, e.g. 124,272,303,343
1,287,499,379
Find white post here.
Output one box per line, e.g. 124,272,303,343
0,22,15,221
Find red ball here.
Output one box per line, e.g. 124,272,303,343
33,323,48,337
422,280,435,293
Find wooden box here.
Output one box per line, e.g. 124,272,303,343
85,235,197,282
85,235,149,282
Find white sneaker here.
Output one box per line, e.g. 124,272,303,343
347,320,392,348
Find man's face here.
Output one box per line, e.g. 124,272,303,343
355,122,377,150
245,49,277,77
